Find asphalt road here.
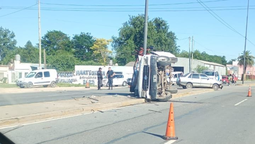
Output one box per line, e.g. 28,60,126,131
1,85,254,144
0,85,181,106
0,87,131,106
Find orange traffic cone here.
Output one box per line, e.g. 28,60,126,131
164,103,178,140
248,86,252,97
85,82,90,88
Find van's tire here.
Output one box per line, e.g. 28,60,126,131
157,56,170,66
186,83,193,89
50,81,56,88
157,92,172,102
213,84,219,91
122,81,127,86
26,82,33,88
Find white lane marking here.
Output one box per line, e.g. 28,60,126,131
165,140,177,144
235,99,247,106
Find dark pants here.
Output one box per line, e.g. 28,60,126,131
98,79,102,90
108,78,113,89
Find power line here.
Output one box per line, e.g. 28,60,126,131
40,0,227,7
2,7,254,13
1,4,255,13
0,4,36,18
177,37,189,41
197,0,255,47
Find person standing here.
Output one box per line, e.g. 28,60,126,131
97,67,103,90
107,67,115,90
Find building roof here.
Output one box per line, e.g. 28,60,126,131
177,57,225,67
198,60,225,67
125,61,135,66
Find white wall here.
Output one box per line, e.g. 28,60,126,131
74,65,133,85
173,57,226,75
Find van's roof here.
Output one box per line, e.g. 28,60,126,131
32,69,57,72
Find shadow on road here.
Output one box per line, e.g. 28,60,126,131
105,93,134,97
142,131,165,139
168,100,204,104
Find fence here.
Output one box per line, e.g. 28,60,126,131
246,75,255,80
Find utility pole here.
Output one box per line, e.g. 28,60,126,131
44,49,46,69
191,36,194,71
143,0,148,55
189,37,191,73
242,0,250,84
38,0,42,69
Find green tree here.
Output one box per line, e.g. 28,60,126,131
42,30,72,55
0,27,17,64
238,51,255,76
20,41,39,63
91,38,112,66
112,15,179,65
47,50,76,71
72,32,95,61
194,65,209,73
178,50,189,57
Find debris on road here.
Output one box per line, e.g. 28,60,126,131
148,109,162,113
97,110,104,113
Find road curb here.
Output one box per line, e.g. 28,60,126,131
0,98,145,129
172,89,214,98
236,83,255,87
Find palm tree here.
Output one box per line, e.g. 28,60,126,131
238,51,255,78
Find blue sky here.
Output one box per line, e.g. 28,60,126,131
0,0,254,61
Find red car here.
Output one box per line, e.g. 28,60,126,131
222,75,229,84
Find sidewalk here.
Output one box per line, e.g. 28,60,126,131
0,86,123,94
0,88,214,129
0,96,144,129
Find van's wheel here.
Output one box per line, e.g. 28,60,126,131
26,82,33,88
50,81,56,88
186,83,193,89
213,84,219,91
122,81,127,86
157,56,170,66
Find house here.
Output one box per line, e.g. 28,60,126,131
4,54,44,84
227,60,255,80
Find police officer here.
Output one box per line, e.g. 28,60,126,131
107,67,115,90
97,67,103,90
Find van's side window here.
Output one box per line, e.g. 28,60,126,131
44,71,50,77
35,72,42,78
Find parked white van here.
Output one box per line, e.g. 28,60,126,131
202,70,221,81
171,71,184,85
19,69,58,88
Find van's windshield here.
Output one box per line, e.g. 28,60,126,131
26,72,36,78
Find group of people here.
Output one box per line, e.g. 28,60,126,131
227,74,237,85
97,67,115,90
